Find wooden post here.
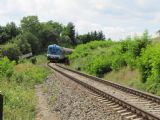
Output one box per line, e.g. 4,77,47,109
0,94,3,120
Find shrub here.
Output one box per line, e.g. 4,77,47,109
0,57,15,78
1,43,21,62
138,44,160,95
86,55,112,76
30,57,37,64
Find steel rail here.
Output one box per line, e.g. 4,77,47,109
56,64,160,104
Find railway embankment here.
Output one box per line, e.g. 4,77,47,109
48,63,160,120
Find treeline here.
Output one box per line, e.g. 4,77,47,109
0,16,105,61
77,31,105,44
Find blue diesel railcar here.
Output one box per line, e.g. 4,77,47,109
47,44,65,62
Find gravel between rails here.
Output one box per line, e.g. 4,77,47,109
44,70,123,120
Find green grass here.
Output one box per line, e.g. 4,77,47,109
104,67,146,91
0,55,50,119
104,67,139,85
35,54,48,65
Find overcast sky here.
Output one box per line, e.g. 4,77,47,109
0,0,160,40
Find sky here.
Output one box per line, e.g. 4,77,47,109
0,0,160,40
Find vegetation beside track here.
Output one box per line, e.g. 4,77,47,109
69,31,160,95
0,55,50,119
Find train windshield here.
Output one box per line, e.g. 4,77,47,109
48,47,62,55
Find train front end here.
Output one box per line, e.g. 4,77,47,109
47,44,64,62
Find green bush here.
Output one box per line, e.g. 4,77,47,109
138,44,160,95
86,55,112,76
1,43,21,62
69,41,115,76
30,57,37,64
0,57,15,78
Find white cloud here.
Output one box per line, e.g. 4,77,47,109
75,20,142,40
136,0,148,5
0,0,160,39
135,0,159,6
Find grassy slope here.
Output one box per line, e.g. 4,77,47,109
104,37,160,90
69,41,115,76
104,67,146,91
70,47,145,91
104,67,139,86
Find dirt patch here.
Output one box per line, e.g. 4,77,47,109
35,75,60,120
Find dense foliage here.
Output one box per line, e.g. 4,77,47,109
0,22,20,44
69,31,160,95
70,31,150,76
138,44,160,94
0,56,49,119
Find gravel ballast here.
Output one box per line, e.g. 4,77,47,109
44,71,122,120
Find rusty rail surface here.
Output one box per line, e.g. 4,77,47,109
48,63,160,120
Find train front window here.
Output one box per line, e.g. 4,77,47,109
48,47,61,55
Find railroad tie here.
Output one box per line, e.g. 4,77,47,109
121,112,132,116
132,117,143,120
117,109,127,113
110,105,120,108
113,107,123,111
124,114,137,120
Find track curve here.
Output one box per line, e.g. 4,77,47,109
48,63,160,120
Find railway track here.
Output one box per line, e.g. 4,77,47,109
48,63,160,120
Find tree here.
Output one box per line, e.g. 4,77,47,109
40,21,63,46
97,31,105,40
0,26,9,44
0,22,20,44
21,16,41,37
77,30,105,44
65,22,76,45
93,31,97,39
5,22,20,40
22,32,40,54
14,35,32,54
20,16,42,54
